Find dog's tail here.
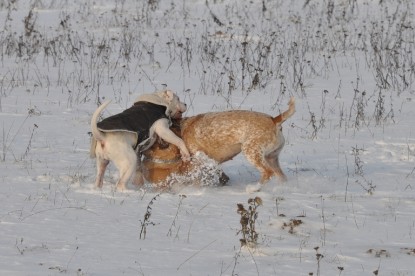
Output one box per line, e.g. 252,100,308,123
91,100,111,142
90,100,111,158
272,97,295,125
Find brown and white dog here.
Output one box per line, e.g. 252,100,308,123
90,90,190,191
143,97,295,191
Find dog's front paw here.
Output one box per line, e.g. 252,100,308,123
245,183,262,193
181,151,191,162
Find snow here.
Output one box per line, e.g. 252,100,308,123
0,0,414,275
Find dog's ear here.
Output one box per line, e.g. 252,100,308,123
161,90,174,102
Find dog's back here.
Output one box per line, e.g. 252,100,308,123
181,111,274,162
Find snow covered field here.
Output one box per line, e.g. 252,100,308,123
0,0,414,275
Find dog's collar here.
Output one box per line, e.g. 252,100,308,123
143,156,181,164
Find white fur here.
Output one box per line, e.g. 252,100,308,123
165,152,223,191
90,90,190,191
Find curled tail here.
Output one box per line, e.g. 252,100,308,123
272,97,295,125
90,100,111,158
91,100,111,141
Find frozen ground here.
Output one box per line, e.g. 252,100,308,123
0,0,414,275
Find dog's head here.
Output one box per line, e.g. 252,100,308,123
135,89,187,119
142,137,185,185
155,90,187,119
142,119,184,184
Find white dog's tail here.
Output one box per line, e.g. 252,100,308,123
91,100,111,142
272,97,295,125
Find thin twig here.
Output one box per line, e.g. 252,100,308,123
20,206,97,221
177,239,216,270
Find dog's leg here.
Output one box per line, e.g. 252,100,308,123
265,149,287,182
133,172,145,186
258,166,275,184
152,119,190,161
95,158,109,188
113,149,137,191
133,153,145,187
242,144,275,184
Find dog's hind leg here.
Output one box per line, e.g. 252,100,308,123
258,166,275,184
242,144,275,184
113,150,137,191
133,155,145,187
95,158,109,188
265,148,287,182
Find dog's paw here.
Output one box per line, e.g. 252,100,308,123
180,149,191,162
246,183,262,193
181,154,191,162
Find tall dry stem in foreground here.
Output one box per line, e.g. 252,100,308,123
237,197,262,248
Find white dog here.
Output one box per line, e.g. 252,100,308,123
90,90,190,191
